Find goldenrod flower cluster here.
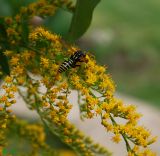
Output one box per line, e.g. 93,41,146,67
0,1,157,154
3,27,111,155
17,69,111,156
3,0,74,48
20,0,56,18
5,119,56,156
53,0,75,12
69,52,157,155
2,27,156,155
0,76,16,146
41,82,111,156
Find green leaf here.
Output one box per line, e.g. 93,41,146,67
67,0,101,42
0,20,10,76
21,19,29,44
0,52,10,75
0,18,7,38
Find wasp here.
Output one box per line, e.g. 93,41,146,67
58,50,86,73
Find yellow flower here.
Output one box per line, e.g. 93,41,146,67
71,75,80,83
29,27,61,51
64,138,72,144
105,124,113,132
6,109,12,113
128,152,134,156
95,107,102,115
5,102,12,107
140,149,157,156
85,55,95,69
6,28,16,36
68,46,79,55
147,136,157,145
3,50,13,56
102,113,110,119
12,65,24,74
0,107,3,111
101,102,108,109
102,100,115,112
51,64,59,74
86,72,97,85
1,123,6,129
8,93,14,98
1,19,155,155
81,87,89,95
112,134,121,143
86,96,99,106
21,51,32,61
15,76,24,85
132,145,139,153
42,102,50,107
0,95,7,102
11,86,17,92
4,76,12,83
40,57,49,68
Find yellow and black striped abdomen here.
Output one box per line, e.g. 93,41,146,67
58,50,85,73
58,59,74,73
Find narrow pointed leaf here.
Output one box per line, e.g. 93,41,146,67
67,0,101,42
